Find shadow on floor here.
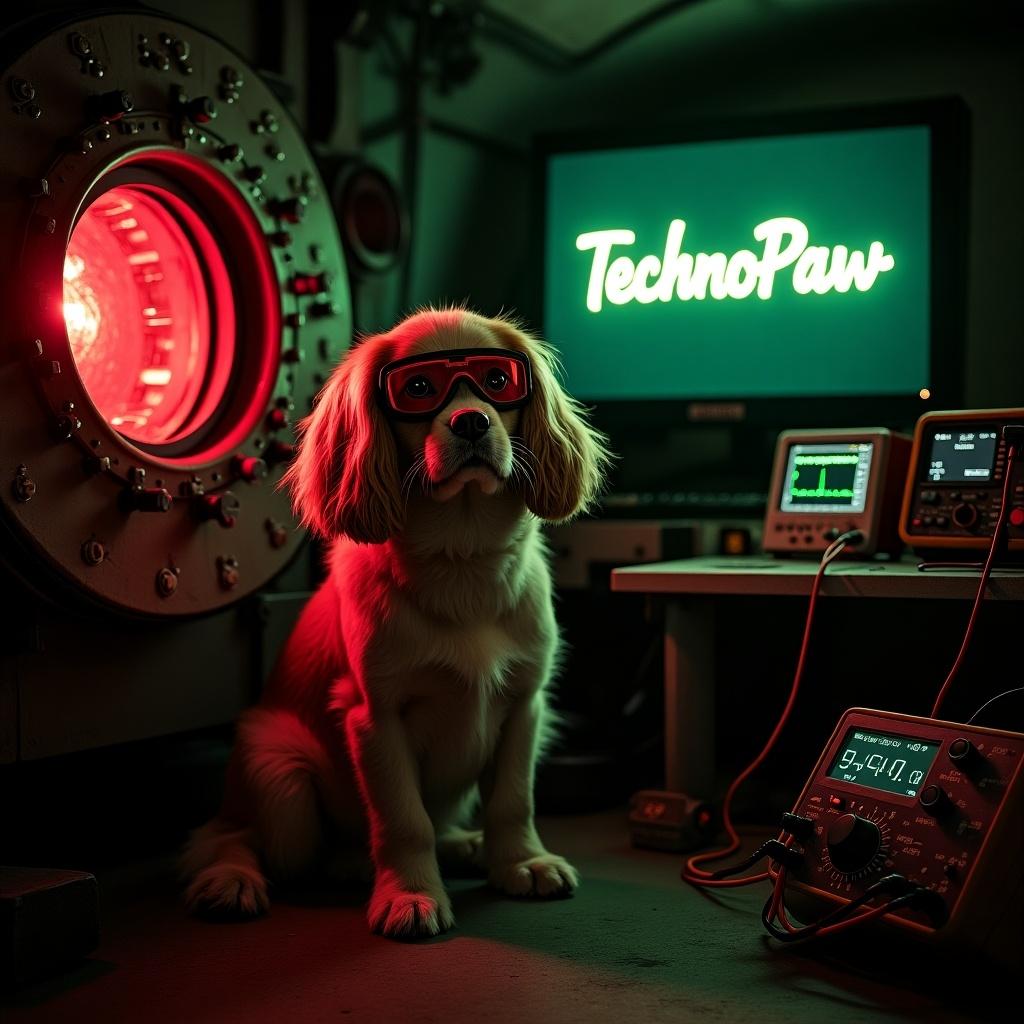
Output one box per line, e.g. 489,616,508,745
1,814,1013,1024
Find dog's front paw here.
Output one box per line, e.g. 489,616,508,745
186,863,269,918
368,880,454,939
489,853,579,898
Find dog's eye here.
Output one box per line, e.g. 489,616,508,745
484,369,509,392
404,376,436,399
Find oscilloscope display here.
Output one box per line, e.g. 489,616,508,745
780,442,873,514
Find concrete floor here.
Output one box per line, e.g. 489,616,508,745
2,811,1003,1024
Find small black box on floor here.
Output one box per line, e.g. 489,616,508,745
0,867,99,987
628,790,716,852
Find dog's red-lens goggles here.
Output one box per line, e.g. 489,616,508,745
378,348,533,420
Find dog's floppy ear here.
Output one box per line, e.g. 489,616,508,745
494,320,612,522
281,337,403,543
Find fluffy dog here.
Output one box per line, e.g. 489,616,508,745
182,308,610,938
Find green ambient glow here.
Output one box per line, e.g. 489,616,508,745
576,218,895,313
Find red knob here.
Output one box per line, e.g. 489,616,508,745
269,196,306,223
267,408,290,431
232,455,267,482
289,272,331,296
1010,506,1024,528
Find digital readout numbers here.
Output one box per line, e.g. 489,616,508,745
833,731,930,796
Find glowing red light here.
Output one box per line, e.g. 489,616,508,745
64,185,235,448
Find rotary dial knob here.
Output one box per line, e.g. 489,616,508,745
826,813,882,874
951,503,978,529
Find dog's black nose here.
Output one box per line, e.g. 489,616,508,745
449,409,490,442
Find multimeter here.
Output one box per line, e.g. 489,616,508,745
899,409,1024,556
786,708,1024,970
763,429,912,557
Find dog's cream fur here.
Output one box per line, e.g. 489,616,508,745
181,308,610,938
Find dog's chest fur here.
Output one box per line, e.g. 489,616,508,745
330,518,556,807
402,672,510,802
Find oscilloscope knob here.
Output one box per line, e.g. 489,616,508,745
826,813,882,874
951,503,978,529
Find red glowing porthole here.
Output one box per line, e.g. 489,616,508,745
64,184,236,451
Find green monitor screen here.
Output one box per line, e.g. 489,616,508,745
543,122,935,403
780,441,873,514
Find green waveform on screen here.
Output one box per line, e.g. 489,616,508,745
793,454,860,466
790,467,855,499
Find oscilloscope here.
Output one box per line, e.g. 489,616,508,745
899,408,1024,556
764,429,912,556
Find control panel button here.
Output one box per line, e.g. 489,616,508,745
185,95,216,123
948,738,974,763
828,795,846,810
232,455,267,482
89,89,134,121
308,300,339,319
121,486,172,512
1010,507,1024,527
195,491,239,528
289,272,331,296
268,196,307,222
919,784,953,817
947,736,987,777
266,440,295,464
266,408,289,431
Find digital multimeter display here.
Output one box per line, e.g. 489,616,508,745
827,727,939,797
779,442,873,514
926,429,998,483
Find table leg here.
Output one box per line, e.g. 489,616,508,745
664,598,715,798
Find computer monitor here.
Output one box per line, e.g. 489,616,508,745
535,100,968,507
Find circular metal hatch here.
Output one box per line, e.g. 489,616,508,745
1,10,351,616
